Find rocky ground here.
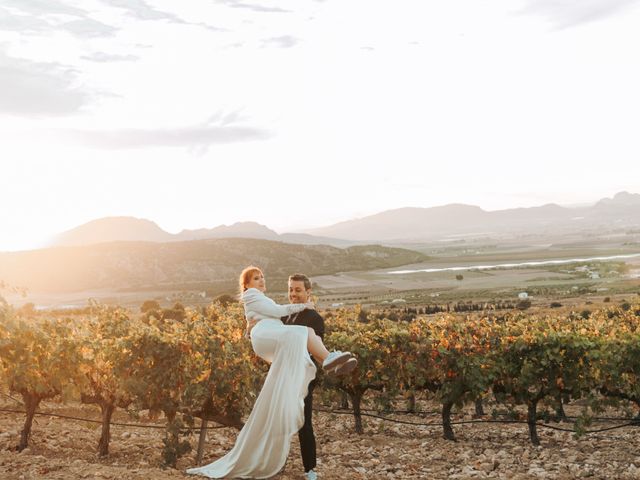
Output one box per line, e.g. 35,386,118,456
1,399,640,479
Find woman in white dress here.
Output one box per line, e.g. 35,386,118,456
187,266,356,479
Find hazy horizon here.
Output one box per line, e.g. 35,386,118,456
2,0,640,252
0,189,636,253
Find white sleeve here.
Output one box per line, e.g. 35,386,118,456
243,289,307,318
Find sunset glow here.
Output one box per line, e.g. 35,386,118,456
2,0,640,252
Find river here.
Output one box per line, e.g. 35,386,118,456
388,253,640,275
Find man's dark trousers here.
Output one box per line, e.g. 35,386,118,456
283,309,325,473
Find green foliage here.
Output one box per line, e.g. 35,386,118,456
161,416,192,468
0,315,84,400
356,305,369,323
214,294,237,307
17,303,36,317
79,305,136,455
0,313,86,450
184,303,262,422
516,299,532,310
3,298,640,455
141,300,161,313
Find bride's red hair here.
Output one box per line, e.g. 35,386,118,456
239,266,263,292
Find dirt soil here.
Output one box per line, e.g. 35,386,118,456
1,400,640,479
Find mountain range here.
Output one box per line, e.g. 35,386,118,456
305,191,640,241
52,218,356,248
2,192,638,297
51,191,640,247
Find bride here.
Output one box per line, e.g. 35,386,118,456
187,266,356,478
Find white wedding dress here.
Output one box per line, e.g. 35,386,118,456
186,288,316,479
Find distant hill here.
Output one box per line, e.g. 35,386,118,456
0,239,427,293
175,221,280,241
46,191,640,247
594,191,640,208
305,192,640,241
53,217,173,246
51,218,354,248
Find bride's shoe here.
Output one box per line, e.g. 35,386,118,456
332,357,357,376
322,351,351,370
322,351,356,376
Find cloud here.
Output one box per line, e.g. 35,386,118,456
49,118,272,150
2,0,87,16
99,0,222,31
261,35,299,48
81,52,140,63
216,0,291,13
520,0,640,28
0,51,90,117
0,1,117,37
60,18,119,38
2,0,223,36
0,7,50,34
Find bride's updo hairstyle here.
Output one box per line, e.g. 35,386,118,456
239,266,263,293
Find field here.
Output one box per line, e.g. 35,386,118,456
2,398,640,479
4,239,640,312
313,243,640,308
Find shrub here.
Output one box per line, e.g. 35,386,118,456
215,294,237,307
141,300,161,313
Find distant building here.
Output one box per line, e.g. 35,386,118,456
589,273,600,279
391,298,407,304
518,292,529,299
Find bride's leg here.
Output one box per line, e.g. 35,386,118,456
306,327,356,375
306,327,329,362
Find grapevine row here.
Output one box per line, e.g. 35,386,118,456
1,301,639,466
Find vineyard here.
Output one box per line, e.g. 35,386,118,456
2,299,640,478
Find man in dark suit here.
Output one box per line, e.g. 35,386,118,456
281,273,324,480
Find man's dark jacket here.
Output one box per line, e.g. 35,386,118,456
282,309,324,473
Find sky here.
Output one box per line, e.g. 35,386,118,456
1,0,640,252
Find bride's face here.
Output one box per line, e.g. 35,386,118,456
247,272,266,292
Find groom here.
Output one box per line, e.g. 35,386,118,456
282,273,324,480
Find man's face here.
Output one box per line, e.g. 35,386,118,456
288,280,310,304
